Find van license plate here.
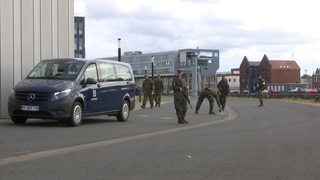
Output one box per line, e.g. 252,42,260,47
21,105,39,111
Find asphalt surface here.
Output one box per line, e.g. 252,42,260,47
0,96,320,180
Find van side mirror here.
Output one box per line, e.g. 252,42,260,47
86,78,98,84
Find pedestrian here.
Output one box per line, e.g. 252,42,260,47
195,87,221,114
141,74,154,109
172,68,188,124
217,75,230,112
154,74,164,107
257,75,266,107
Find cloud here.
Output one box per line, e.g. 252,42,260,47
75,0,320,74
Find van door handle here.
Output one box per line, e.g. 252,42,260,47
97,84,101,88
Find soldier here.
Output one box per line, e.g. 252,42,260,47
154,74,164,107
195,87,221,114
172,68,188,124
141,74,154,109
257,75,266,107
217,75,230,112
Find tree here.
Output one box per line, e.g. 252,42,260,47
301,74,311,79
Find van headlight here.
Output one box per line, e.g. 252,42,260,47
10,89,15,95
51,89,71,101
9,89,15,99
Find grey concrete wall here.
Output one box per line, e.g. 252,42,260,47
0,0,74,118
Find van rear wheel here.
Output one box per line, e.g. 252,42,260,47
69,102,83,126
116,100,129,122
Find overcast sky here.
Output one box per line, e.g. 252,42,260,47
75,0,320,75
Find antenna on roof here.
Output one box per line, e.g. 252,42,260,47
292,52,294,60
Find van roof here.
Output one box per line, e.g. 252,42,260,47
42,58,131,66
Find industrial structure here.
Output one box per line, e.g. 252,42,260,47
74,16,85,58
104,48,220,96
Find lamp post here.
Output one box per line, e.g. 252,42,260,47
151,56,155,80
191,53,198,97
118,38,121,61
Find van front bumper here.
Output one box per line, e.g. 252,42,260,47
8,95,74,120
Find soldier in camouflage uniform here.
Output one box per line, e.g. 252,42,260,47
141,74,154,109
172,69,188,124
257,75,265,107
154,75,164,107
195,87,221,114
217,75,230,112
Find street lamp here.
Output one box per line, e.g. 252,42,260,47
151,56,155,80
191,52,198,97
118,38,121,61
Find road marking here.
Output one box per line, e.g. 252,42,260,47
0,106,238,167
160,117,174,120
137,115,150,117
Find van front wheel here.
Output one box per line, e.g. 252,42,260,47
116,100,130,122
11,117,27,125
70,102,83,126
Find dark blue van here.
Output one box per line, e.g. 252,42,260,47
8,58,136,126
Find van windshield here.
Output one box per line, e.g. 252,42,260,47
27,60,85,80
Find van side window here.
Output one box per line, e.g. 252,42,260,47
82,63,98,83
115,64,132,81
99,63,116,82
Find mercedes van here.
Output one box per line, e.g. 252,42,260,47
8,58,136,126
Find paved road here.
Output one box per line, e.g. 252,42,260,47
0,97,319,180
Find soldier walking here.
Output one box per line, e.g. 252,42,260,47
257,75,266,107
141,74,154,109
172,69,188,124
195,87,221,114
217,75,230,112
154,75,164,107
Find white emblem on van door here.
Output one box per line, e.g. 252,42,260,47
91,89,98,101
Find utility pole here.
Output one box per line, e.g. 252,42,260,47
118,38,121,61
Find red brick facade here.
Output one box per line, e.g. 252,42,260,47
240,54,300,92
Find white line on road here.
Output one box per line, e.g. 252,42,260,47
0,106,238,167
160,117,174,120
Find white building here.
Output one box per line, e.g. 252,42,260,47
216,68,240,93
0,0,74,118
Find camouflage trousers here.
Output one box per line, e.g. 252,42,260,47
174,94,187,120
258,90,264,105
219,94,227,111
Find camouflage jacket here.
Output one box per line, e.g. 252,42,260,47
172,76,187,97
257,78,266,91
142,78,154,94
154,79,164,93
217,79,230,95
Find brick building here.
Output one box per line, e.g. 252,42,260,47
239,56,260,92
312,68,320,90
240,54,300,93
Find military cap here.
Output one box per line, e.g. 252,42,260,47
177,68,183,72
